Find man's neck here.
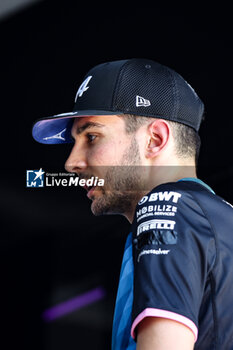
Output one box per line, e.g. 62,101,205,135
125,163,197,223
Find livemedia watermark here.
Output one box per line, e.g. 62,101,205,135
26,169,104,188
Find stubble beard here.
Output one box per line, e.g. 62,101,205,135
90,136,146,216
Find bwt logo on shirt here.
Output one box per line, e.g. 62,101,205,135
138,191,182,205
26,169,45,187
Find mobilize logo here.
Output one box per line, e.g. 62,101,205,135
26,169,104,188
136,204,177,222
137,204,177,218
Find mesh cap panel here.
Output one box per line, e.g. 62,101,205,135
114,59,176,120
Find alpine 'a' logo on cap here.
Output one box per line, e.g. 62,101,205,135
75,76,92,101
136,95,151,107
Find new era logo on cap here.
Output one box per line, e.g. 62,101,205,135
136,95,151,107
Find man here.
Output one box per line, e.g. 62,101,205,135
32,59,233,350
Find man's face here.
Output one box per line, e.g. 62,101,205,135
65,115,145,217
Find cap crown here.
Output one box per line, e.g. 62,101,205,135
74,58,204,131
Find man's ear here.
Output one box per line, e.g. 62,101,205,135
145,119,170,159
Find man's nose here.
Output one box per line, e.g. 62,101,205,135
65,144,87,173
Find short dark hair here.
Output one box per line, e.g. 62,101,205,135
168,120,201,165
120,114,201,165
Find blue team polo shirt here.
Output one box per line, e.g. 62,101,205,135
112,178,233,349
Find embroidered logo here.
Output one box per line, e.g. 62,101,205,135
136,95,151,107
75,76,92,101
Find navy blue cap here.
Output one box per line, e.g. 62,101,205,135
32,58,204,144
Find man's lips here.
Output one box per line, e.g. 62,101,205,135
84,185,96,199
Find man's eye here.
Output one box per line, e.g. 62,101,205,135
87,134,97,143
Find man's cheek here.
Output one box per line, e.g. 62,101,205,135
88,146,108,164
91,143,121,166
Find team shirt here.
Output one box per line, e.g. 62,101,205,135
112,178,233,350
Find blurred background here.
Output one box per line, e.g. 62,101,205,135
0,1,232,349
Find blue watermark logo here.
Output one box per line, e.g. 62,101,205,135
26,168,45,187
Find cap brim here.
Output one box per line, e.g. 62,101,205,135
32,110,123,144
